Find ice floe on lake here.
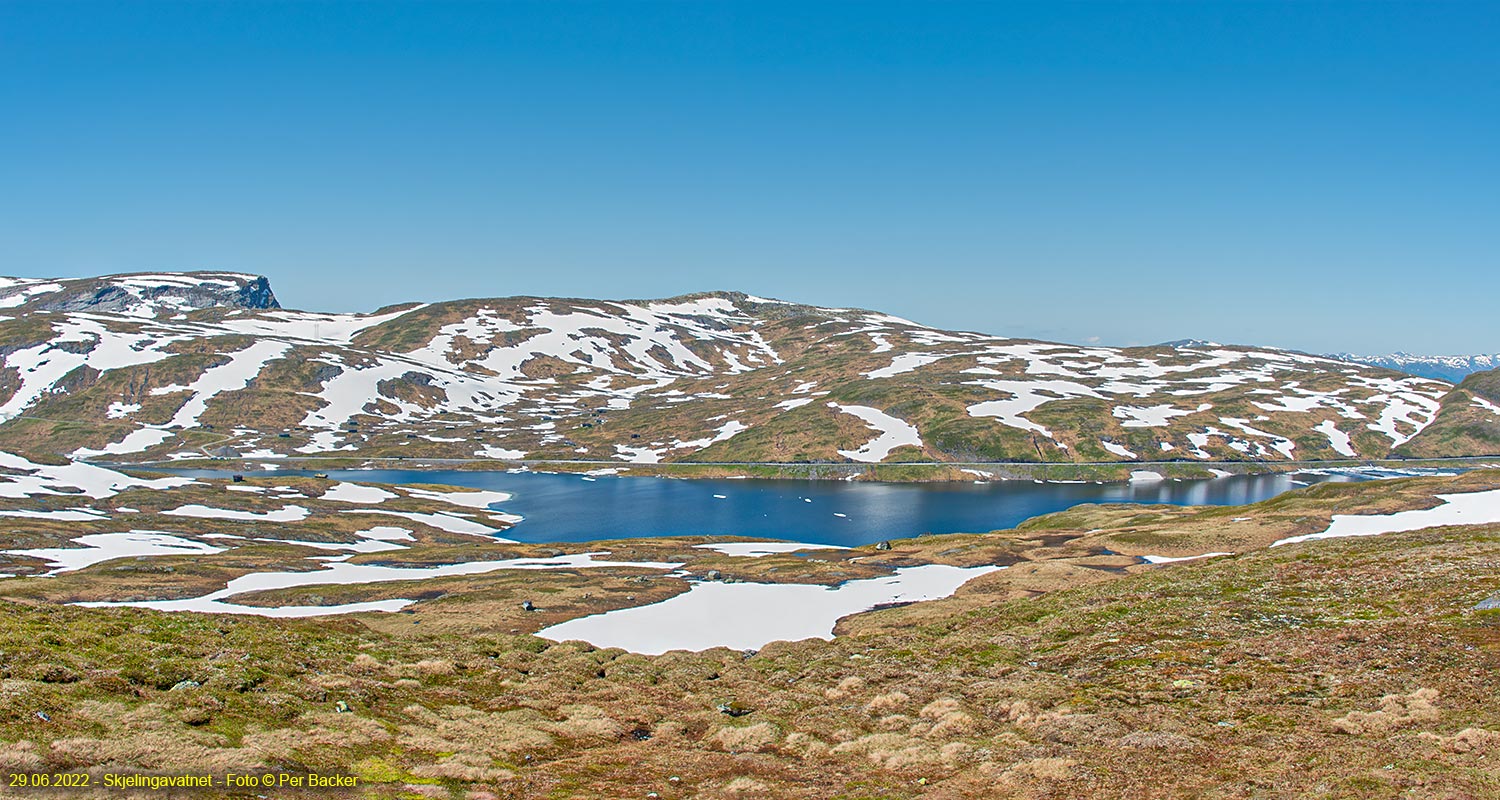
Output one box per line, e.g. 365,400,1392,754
339,509,516,538
401,486,512,509
694,542,848,557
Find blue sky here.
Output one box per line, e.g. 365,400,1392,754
1,1,1495,353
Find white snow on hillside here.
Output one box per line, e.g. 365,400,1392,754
828,403,923,462
321,482,399,504
0,281,64,308
156,339,293,429
1113,404,1202,428
1314,420,1357,457
1355,377,1446,446
6,531,225,574
79,551,683,617
163,504,310,522
669,420,748,451
538,564,1001,654
1273,488,1500,546
0,274,1466,463
214,306,421,344
965,379,1100,437
864,352,946,379
1474,396,1500,416
0,451,195,498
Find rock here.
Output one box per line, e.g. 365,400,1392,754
875,541,892,551
704,570,722,581
170,679,201,691
1475,593,1500,611
520,600,536,611
179,707,213,726
334,700,351,713
716,701,753,717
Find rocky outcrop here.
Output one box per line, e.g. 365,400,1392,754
0,272,279,316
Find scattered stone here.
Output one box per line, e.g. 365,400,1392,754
521,600,536,612
334,700,351,713
716,701,753,717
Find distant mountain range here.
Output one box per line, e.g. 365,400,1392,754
1324,352,1500,383
0,271,1496,466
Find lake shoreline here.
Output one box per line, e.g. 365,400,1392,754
126,464,1456,548
96,455,1496,485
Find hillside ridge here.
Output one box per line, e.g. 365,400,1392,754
0,271,1491,468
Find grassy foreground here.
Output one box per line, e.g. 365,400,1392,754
0,480,1498,798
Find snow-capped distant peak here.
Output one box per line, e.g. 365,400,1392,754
1328,352,1500,383
1160,339,1224,349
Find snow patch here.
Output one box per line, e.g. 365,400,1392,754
538,564,1002,654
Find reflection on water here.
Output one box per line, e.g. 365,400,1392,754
159,467,1383,547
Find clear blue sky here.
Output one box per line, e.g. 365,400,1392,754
1,2,1495,353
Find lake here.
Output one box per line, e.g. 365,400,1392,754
157,466,1436,547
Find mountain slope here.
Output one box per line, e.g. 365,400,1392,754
0,272,1481,466
1398,366,1500,458
0,271,278,317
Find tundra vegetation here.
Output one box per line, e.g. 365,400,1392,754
0,465,1495,798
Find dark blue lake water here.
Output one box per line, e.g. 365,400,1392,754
159,467,1405,547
